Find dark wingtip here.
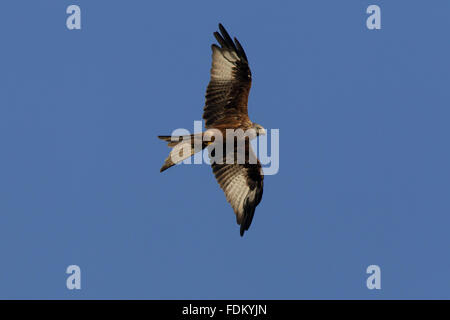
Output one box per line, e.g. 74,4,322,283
234,37,248,62
219,24,234,46
214,23,248,63
213,31,224,47
218,23,227,35
239,200,258,237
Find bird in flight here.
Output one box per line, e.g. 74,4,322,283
158,24,266,236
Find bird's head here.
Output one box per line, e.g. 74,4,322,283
252,123,266,136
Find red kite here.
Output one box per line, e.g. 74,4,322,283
158,24,265,236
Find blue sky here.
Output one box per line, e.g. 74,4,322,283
1,0,450,299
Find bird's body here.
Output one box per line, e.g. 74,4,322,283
159,24,265,236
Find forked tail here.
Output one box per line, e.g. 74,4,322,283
158,133,208,172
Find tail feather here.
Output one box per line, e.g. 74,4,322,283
158,133,206,172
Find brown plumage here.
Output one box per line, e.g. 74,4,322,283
158,24,265,236
203,24,253,130
211,139,263,236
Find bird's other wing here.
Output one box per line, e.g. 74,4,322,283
203,23,252,129
211,141,263,236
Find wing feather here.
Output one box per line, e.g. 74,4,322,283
211,143,263,236
203,24,252,129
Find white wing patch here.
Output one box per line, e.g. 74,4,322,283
211,46,240,81
220,164,251,223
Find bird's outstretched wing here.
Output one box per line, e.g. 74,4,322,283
203,23,252,130
210,141,263,236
